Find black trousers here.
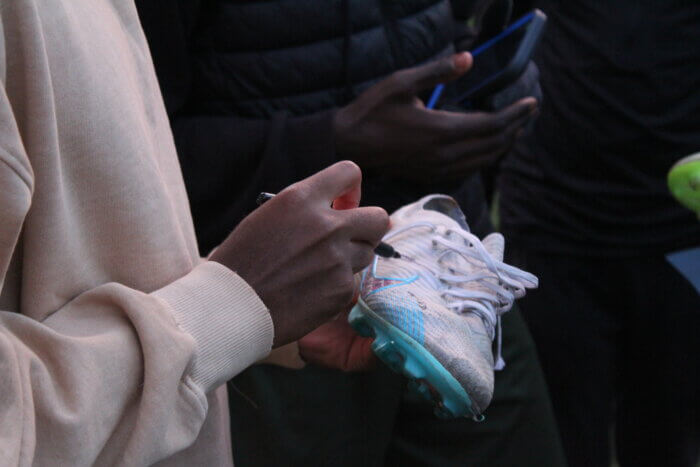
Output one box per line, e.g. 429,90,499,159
508,247,700,467
227,308,566,467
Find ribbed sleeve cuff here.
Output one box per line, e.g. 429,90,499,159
154,262,274,394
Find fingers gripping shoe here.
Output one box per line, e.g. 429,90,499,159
349,195,538,419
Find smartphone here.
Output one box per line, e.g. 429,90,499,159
427,9,546,109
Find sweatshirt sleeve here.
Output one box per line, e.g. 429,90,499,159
137,0,338,253
0,82,273,465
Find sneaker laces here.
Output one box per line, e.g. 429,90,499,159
383,222,538,370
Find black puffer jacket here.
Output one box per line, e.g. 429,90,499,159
191,0,454,118
138,0,495,254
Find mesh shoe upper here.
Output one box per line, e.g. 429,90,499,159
359,194,538,413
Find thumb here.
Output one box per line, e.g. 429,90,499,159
297,160,363,208
389,52,472,96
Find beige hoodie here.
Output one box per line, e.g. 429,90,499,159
0,1,275,465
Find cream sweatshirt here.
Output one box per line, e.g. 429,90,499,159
0,1,275,465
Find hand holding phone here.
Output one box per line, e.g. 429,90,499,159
428,9,547,110
332,52,537,183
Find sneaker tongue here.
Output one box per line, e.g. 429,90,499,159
481,233,505,262
390,194,470,232
422,195,471,231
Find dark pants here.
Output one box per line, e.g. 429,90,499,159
228,308,566,467
508,247,700,467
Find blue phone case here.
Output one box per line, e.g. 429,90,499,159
427,9,546,109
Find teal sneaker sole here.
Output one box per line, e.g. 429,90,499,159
349,298,482,420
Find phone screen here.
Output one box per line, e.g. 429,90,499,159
450,13,534,103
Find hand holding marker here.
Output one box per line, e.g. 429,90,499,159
256,192,401,259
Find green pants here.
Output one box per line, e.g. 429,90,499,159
228,308,566,467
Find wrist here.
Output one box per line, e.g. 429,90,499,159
154,262,273,392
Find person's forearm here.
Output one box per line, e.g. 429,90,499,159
0,148,273,465
0,262,272,465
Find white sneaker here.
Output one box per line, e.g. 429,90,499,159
349,194,537,419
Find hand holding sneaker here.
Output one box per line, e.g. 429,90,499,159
298,309,377,372
211,161,390,347
349,195,538,419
